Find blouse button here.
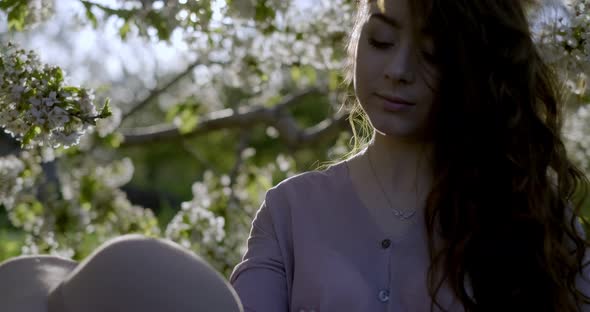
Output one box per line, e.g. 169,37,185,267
378,289,390,302
381,239,391,249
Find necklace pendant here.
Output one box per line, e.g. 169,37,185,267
394,209,416,221
366,150,418,222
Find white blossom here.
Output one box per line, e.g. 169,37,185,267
565,105,590,172
0,43,109,149
534,0,590,95
0,155,25,208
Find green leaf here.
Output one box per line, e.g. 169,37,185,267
291,66,301,82
261,23,277,35
166,97,204,126
119,20,131,40
165,105,181,123
103,132,124,148
12,200,44,229
54,67,64,84
79,176,99,205
264,94,283,108
328,70,341,91
0,0,20,10
254,0,275,23
63,86,81,94
21,125,41,147
178,109,199,134
302,66,317,85
100,98,112,118
146,11,171,41
82,1,98,28
6,2,28,31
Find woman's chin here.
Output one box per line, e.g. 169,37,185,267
372,123,430,143
373,121,418,138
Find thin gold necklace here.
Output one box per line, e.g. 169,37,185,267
367,148,418,221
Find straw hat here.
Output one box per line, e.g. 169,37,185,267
0,234,243,312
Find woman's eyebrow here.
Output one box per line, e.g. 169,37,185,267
369,13,402,29
369,12,430,34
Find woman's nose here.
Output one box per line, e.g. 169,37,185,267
384,44,417,85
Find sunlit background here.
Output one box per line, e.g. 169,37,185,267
0,0,588,277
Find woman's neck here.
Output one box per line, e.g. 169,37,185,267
365,131,434,196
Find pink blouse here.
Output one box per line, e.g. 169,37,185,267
229,161,590,312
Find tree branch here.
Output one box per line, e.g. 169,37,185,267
119,88,349,147
121,59,204,121
226,133,251,214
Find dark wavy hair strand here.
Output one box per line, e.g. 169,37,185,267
344,1,590,311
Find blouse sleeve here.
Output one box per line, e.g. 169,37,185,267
576,252,590,312
570,207,590,311
229,198,289,312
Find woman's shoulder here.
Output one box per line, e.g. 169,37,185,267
262,160,351,213
268,161,347,198
260,160,351,232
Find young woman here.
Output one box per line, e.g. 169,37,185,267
230,0,590,311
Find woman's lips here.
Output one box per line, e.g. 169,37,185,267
375,94,415,112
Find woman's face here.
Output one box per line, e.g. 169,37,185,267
354,0,439,141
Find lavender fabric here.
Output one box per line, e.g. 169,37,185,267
229,161,590,312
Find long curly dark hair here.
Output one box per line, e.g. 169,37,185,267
343,0,590,311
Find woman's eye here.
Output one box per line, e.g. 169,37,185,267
368,38,393,49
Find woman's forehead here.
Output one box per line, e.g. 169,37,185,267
368,0,407,16
366,0,432,33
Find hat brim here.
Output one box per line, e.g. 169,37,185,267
0,255,77,312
